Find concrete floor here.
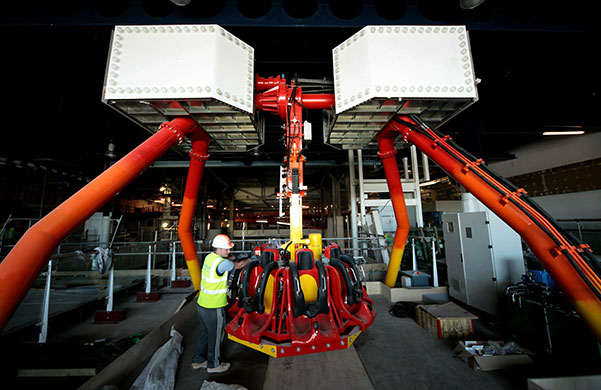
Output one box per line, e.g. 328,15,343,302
2,286,599,390
172,295,531,390
354,295,522,390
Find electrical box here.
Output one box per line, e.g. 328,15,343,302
401,270,431,287
442,211,525,315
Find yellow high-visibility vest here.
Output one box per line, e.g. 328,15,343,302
197,252,229,308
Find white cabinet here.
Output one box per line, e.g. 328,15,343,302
442,211,525,315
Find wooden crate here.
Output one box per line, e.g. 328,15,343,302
415,302,478,339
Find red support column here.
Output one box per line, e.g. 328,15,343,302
0,118,202,333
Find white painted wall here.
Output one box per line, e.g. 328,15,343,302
486,134,601,223
531,190,601,220
488,132,601,177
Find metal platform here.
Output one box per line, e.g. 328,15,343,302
1,277,141,336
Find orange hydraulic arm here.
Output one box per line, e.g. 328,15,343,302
0,118,204,333
376,131,411,288
380,115,601,341
178,129,211,292
255,75,335,256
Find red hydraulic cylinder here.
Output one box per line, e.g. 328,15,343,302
254,75,335,116
0,118,202,333
376,131,411,288
300,94,335,110
383,116,601,342
177,129,211,292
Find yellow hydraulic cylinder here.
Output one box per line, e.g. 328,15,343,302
308,233,322,260
288,194,303,261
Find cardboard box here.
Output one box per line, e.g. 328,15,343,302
527,375,601,389
415,302,477,339
454,340,533,371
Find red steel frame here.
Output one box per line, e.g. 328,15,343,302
224,78,376,357
7,70,596,352
255,76,335,199
0,118,207,333
255,75,334,250
378,115,601,342
226,251,375,357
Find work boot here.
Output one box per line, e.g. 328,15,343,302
190,361,207,370
207,362,231,373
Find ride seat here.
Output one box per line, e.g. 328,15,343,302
325,244,341,260
330,253,364,306
290,249,328,318
241,249,280,313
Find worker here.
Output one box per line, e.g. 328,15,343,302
191,234,249,373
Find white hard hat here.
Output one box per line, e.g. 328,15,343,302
212,234,234,249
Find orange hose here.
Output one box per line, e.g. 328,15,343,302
387,116,601,342
178,129,211,292
0,118,202,333
412,120,601,292
376,129,411,288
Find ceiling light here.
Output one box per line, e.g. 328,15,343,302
419,177,448,187
169,0,192,6
460,0,487,10
542,131,585,136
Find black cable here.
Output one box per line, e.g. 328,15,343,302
397,115,601,298
408,115,601,276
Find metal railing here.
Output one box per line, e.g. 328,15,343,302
556,218,601,255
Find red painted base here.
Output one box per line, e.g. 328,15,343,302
94,310,124,323
170,279,192,288
136,292,160,302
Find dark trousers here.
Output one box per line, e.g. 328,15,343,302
192,304,225,368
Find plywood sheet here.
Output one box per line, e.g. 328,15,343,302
263,346,373,390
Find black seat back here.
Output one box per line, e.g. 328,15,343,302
296,249,314,270
260,250,275,268
330,247,341,260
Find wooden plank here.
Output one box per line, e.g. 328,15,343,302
380,283,449,303
263,346,374,390
78,294,196,390
420,302,477,319
365,281,381,295
416,304,476,339
18,368,96,377
527,375,601,390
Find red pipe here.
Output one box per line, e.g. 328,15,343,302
300,94,335,110
178,129,211,292
385,116,601,341
0,118,202,333
376,130,411,287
